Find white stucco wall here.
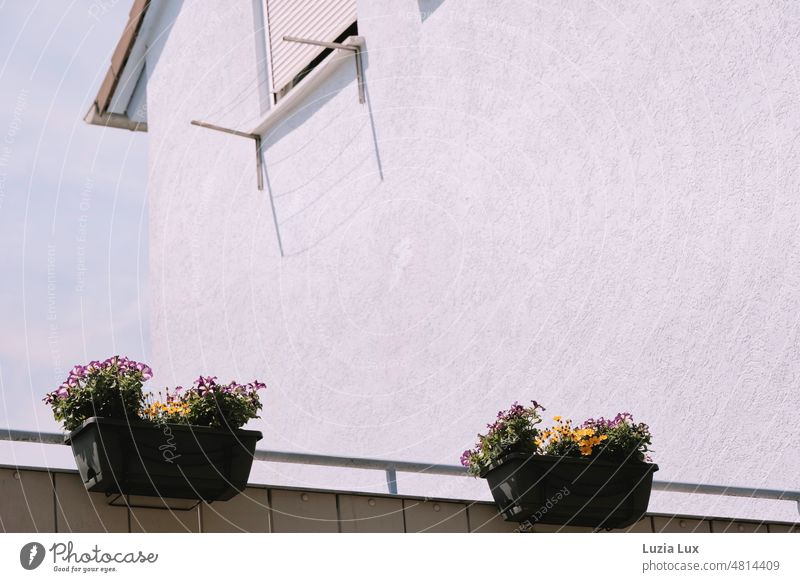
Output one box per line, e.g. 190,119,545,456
145,0,800,521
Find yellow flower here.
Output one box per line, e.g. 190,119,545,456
553,416,561,422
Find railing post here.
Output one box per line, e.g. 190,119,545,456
385,467,397,495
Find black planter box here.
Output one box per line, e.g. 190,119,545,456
482,453,658,529
65,417,262,502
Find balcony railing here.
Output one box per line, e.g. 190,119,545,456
2,427,798,515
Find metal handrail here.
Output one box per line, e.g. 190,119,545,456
651,481,798,504
2,428,798,513
2,428,64,445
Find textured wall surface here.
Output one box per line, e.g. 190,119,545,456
146,0,800,521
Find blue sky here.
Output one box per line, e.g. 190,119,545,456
0,1,148,433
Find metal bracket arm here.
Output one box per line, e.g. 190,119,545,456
282,35,365,104
190,120,263,191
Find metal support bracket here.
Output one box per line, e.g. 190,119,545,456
190,120,264,190
190,119,286,256
107,493,201,511
283,35,365,104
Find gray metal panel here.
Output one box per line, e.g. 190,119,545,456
403,499,469,533
712,520,768,533
129,498,200,532
767,523,798,532
54,473,128,533
338,495,405,532
0,468,55,532
270,488,339,532
467,503,518,533
653,516,712,533
201,488,271,532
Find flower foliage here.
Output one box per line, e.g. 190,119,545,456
460,401,545,477
45,357,265,431
535,416,608,458
580,413,653,462
461,403,654,476
43,356,152,431
143,388,190,422
143,376,265,429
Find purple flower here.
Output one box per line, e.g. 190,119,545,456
583,415,612,429
195,376,217,389
137,363,153,380
611,412,634,427
47,356,154,407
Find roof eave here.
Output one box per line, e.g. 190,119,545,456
84,103,148,132
85,0,151,132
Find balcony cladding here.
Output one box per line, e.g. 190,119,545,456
265,0,356,92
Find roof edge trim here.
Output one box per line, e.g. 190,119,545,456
85,0,151,131
84,102,148,132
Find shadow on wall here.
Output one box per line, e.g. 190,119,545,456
418,0,446,22
261,45,383,257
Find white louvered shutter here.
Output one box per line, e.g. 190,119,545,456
266,0,357,94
